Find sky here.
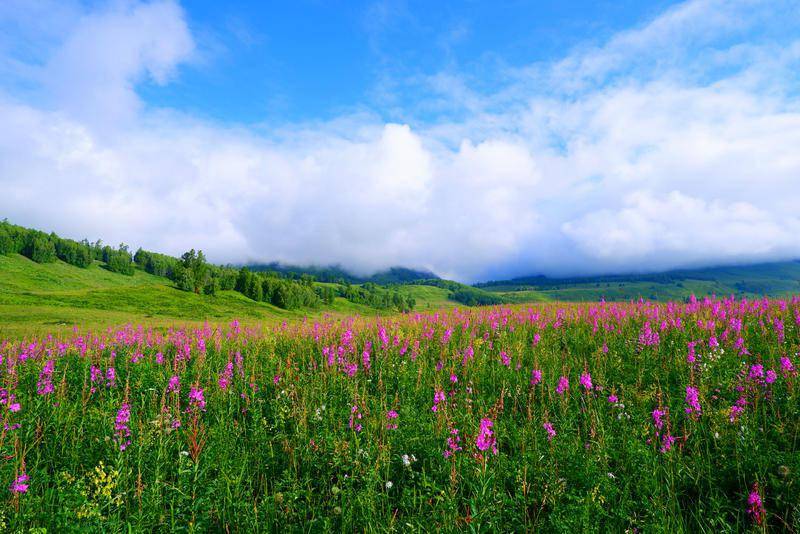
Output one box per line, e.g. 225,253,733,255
1,0,799,283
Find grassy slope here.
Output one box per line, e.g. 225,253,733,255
395,284,454,310
0,254,460,336
489,261,800,302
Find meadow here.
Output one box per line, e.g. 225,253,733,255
0,296,798,532
0,253,455,338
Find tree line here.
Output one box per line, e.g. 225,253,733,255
0,220,134,274
1,220,417,312
403,278,508,306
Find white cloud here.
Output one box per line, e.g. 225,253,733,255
0,0,799,282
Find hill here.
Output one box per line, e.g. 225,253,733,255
247,263,438,285
0,253,460,337
478,261,800,301
0,218,473,336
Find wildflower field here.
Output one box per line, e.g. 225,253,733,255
1,296,799,532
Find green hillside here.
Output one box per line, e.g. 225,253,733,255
0,253,462,337
482,261,800,302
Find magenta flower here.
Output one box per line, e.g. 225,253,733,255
348,404,363,432
747,483,765,525
386,409,398,430
362,347,371,371
749,364,764,381
729,397,746,422
607,394,618,404
188,387,206,411
780,356,795,375
543,421,556,441
530,369,542,386
443,427,462,458
660,433,676,453
500,351,511,367
114,403,132,451
106,367,116,388
652,408,666,430
9,473,29,494
431,389,446,412
686,341,697,364
217,361,234,390
166,375,180,394
36,360,55,395
556,376,569,396
90,365,102,393
579,372,593,392
685,386,702,417
475,418,498,455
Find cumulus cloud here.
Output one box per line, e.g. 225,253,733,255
0,0,799,282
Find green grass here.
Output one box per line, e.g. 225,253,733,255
1,300,798,531
0,254,464,337
485,261,800,302
0,254,304,336
395,284,454,310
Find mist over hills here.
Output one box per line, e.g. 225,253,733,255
246,264,439,285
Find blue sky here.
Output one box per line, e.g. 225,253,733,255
138,1,680,124
1,0,799,282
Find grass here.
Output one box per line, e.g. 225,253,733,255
0,299,797,531
395,284,454,310
486,261,800,302
0,254,460,337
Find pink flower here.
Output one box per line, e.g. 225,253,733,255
685,386,702,417
166,375,180,394
443,427,462,458
475,418,497,455
189,387,206,411
36,360,55,395
780,356,795,375
652,408,666,430
607,394,618,404
9,473,28,494
217,361,234,390
543,421,556,441
729,397,746,422
114,403,132,451
579,372,593,392
749,364,764,381
660,433,676,453
431,390,446,412
362,348,371,371
556,376,569,396
106,367,116,388
500,351,511,367
386,409,398,430
349,404,363,432
747,483,765,525
530,369,543,386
